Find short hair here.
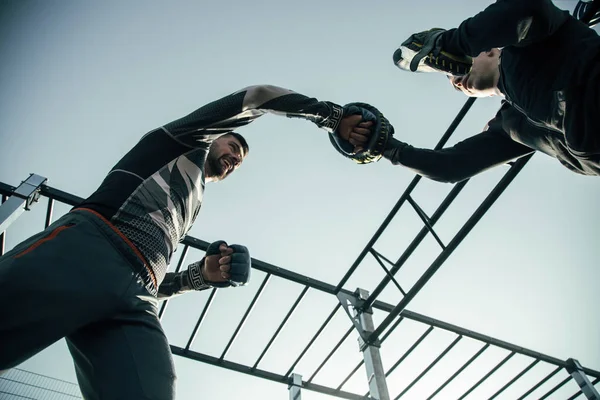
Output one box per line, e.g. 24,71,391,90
227,132,249,155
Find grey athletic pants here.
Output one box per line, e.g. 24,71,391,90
0,209,175,400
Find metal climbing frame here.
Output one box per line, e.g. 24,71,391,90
2,99,599,399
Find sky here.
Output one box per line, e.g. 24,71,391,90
1,0,599,399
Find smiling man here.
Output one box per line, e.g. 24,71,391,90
387,0,600,182
0,84,373,399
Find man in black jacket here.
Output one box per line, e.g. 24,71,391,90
386,0,600,182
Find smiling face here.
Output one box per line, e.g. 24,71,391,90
448,49,502,97
205,133,248,181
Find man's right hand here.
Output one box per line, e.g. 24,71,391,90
329,103,395,164
338,115,373,154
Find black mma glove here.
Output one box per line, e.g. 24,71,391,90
187,240,251,290
329,103,394,164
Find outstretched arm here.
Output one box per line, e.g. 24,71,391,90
161,85,353,148
383,107,534,183
440,0,570,57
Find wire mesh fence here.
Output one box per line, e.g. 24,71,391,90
0,368,82,400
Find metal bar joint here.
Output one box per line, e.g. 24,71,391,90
566,358,600,400
336,289,379,347
0,174,48,234
288,373,303,400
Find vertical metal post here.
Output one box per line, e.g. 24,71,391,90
566,358,600,399
357,289,390,400
0,174,47,233
338,288,391,400
288,373,302,400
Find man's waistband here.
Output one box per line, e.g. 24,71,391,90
71,207,158,296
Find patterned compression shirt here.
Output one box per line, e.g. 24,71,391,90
76,85,343,291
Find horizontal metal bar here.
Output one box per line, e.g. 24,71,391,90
369,154,533,343
457,351,516,400
386,326,434,378
182,235,366,300
517,365,563,400
336,360,365,391
1,182,82,209
0,183,13,197
363,180,468,310
4,180,598,385
488,358,540,400
426,343,490,400
0,184,489,333
307,326,354,383
380,316,404,344
395,335,463,399
185,288,218,351
401,310,600,378
539,375,573,400
252,286,310,370
220,274,271,360
171,346,367,400
40,185,83,206
284,303,341,378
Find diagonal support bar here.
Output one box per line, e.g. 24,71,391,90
406,196,446,249
370,249,406,296
334,98,476,292
363,180,468,310
367,154,533,344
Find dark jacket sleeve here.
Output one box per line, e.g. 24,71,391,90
161,85,343,148
383,109,534,183
441,0,570,57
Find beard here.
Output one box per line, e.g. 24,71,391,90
206,152,227,180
